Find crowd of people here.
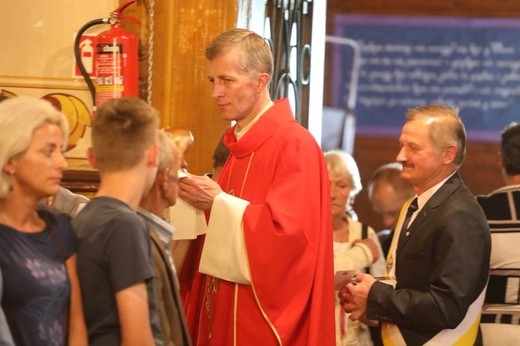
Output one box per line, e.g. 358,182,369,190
0,27,518,346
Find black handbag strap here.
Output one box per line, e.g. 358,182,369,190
39,209,67,262
361,223,369,273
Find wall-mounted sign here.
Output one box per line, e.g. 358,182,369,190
332,15,520,141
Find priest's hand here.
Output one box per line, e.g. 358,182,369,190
178,174,222,211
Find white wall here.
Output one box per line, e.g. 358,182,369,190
0,0,119,165
0,0,118,81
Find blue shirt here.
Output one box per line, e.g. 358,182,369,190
0,209,76,346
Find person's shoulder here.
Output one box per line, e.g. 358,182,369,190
478,184,520,199
476,187,513,217
351,218,378,237
50,188,90,217
55,187,89,203
276,121,320,150
37,204,72,223
97,203,141,225
98,203,144,230
82,196,131,213
73,197,137,227
438,175,476,205
448,186,486,214
36,205,76,247
475,192,500,205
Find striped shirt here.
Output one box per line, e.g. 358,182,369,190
477,184,520,324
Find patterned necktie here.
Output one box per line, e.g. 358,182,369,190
398,197,418,245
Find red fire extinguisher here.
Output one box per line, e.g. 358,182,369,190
74,0,140,110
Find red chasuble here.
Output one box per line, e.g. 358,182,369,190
180,98,335,345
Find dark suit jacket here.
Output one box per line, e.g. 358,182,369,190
366,172,491,345
149,229,192,346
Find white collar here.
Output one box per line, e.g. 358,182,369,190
235,101,274,140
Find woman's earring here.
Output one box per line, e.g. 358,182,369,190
5,170,14,191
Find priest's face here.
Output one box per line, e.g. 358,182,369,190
207,47,262,127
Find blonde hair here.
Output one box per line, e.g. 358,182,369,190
92,97,159,172
206,28,273,80
324,150,362,197
0,97,69,198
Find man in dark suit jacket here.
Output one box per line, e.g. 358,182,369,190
339,104,491,345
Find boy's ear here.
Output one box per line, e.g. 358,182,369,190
86,147,98,169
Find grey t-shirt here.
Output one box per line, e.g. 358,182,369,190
72,197,158,345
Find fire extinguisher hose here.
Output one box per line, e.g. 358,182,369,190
74,18,110,109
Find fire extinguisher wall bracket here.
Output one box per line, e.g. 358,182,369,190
74,18,110,109
112,0,138,19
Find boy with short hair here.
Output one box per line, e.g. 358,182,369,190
73,97,160,345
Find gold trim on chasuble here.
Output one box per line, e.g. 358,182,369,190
204,152,282,345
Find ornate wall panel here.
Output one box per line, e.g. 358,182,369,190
125,0,236,175
264,0,314,128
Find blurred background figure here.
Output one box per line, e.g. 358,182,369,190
168,128,194,171
0,97,87,345
477,122,520,344
367,162,415,257
166,128,201,273
205,133,230,182
139,130,191,346
327,150,361,221
42,186,89,218
325,149,385,346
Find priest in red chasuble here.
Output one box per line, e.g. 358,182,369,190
178,28,335,345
